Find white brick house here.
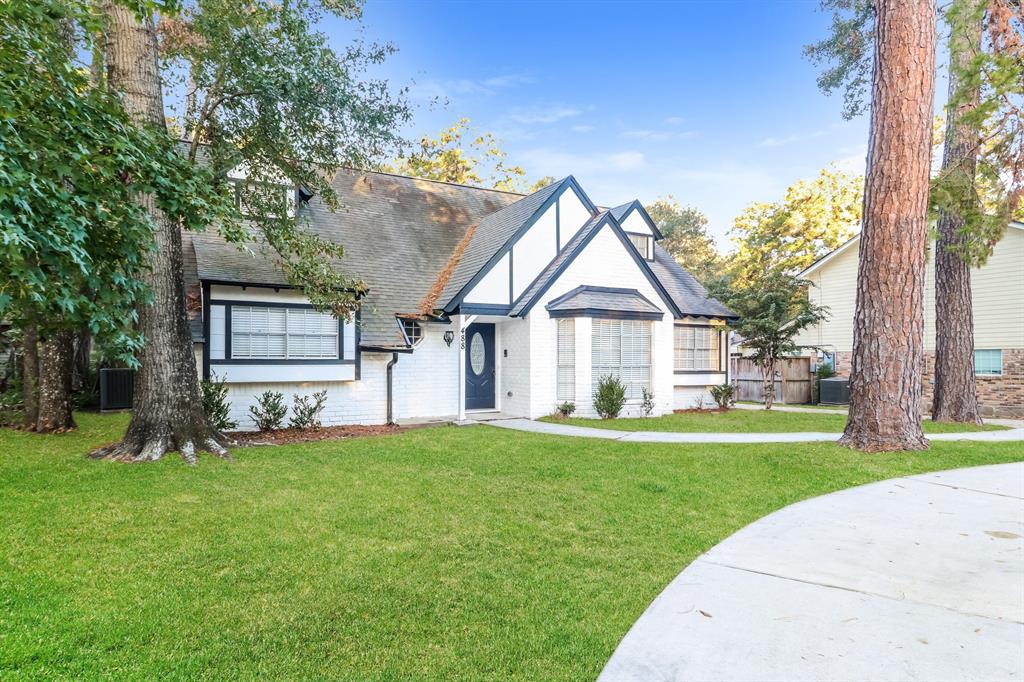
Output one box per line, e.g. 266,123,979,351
185,173,735,428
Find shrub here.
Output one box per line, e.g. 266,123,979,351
593,375,627,419
249,390,287,431
290,390,328,429
640,387,655,417
201,373,237,431
554,401,576,419
709,383,736,409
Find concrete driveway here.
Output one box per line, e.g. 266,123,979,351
599,462,1024,682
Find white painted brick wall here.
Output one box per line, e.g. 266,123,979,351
499,319,531,416
524,226,676,419
392,322,459,420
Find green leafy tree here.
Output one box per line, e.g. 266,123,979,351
0,0,232,432
88,0,408,462
166,0,410,313
384,118,529,191
727,167,863,287
711,274,828,410
644,198,720,285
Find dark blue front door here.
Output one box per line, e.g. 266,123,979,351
465,323,496,410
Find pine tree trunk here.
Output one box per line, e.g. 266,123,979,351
839,0,936,452
36,331,75,432
932,4,984,425
90,3,226,463
22,326,39,429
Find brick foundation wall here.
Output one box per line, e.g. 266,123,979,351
832,349,1024,419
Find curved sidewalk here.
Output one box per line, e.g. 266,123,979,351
599,462,1024,682
484,418,1024,443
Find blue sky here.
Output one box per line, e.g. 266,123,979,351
325,1,878,249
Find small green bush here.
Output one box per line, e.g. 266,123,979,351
709,383,736,409
593,375,627,419
554,401,576,419
290,390,328,429
202,373,237,431
249,390,287,432
640,387,655,416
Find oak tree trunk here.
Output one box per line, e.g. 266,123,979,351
90,3,226,463
36,331,75,432
840,0,936,452
22,326,39,429
932,4,984,425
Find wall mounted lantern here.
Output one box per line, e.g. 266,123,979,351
443,330,455,347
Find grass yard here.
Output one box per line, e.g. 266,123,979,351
546,408,1008,433
1,413,1020,680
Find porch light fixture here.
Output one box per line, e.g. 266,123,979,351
443,330,455,347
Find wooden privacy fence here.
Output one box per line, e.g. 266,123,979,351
730,357,812,405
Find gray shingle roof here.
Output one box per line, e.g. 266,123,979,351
438,178,569,309
545,286,664,319
608,201,634,222
509,211,609,316
650,244,736,319
185,170,522,347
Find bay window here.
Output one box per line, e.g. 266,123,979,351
591,319,651,399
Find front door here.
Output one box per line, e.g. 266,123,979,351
465,323,496,410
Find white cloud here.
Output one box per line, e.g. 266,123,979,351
408,73,534,100
608,152,646,170
570,124,595,133
759,129,829,148
506,105,581,125
518,148,646,175
621,128,697,141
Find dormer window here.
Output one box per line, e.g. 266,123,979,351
400,319,424,346
229,178,297,219
627,233,654,261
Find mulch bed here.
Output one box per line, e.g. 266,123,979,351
672,407,729,414
227,423,409,446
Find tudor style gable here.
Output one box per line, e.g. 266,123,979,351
440,177,597,312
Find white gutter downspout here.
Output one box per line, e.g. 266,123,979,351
456,314,478,422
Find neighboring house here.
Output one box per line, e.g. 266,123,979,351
794,222,1024,417
185,173,736,428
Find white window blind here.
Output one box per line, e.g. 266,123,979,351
627,233,652,259
591,319,651,399
231,306,338,360
674,326,720,371
556,319,575,401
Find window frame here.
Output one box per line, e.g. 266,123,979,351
591,318,652,400
674,323,723,373
208,299,351,365
974,349,1003,376
625,232,654,261
228,177,298,219
556,318,575,401
400,318,424,347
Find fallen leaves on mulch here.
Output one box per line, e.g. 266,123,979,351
227,424,407,447
673,408,729,414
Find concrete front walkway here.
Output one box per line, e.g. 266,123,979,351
599,462,1024,682
483,418,1024,443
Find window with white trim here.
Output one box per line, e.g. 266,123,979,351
401,319,424,346
591,319,651,400
231,305,338,360
626,233,653,260
974,349,1002,376
231,179,296,218
556,319,575,401
674,325,721,371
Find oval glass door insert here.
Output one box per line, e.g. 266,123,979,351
469,332,485,374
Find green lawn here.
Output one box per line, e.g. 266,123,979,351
546,409,1007,433
1,413,1020,680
